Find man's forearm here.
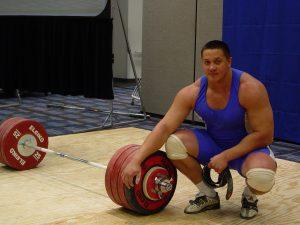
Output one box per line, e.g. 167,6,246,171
222,132,273,162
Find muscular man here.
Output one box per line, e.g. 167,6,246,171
122,40,277,219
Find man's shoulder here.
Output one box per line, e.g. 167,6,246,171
194,77,202,88
239,72,266,94
176,80,200,107
180,80,200,97
239,73,268,106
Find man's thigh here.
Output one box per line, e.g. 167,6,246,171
230,147,276,176
191,128,222,165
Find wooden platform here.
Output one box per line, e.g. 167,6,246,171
0,127,299,225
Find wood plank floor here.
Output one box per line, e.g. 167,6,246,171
0,128,299,225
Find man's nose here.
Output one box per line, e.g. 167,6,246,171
209,64,216,70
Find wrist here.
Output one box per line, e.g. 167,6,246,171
221,151,230,162
132,154,143,165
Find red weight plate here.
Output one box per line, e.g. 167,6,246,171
112,145,136,209
105,144,138,207
109,145,136,209
0,117,25,165
124,151,177,215
0,118,14,164
137,151,177,211
1,118,46,170
0,118,12,163
1,119,48,170
142,167,169,201
0,118,32,165
105,144,135,205
116,145,140,210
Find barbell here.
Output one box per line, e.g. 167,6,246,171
0,117,177,215
0,117,233,215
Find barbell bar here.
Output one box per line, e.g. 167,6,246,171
20,142,173,193
20,142,107,169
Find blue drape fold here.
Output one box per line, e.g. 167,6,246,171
223,0,300,143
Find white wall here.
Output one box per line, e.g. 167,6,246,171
127,0,143,79
112,0,128,79
112,0,143,79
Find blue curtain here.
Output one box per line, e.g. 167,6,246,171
223,0,300,143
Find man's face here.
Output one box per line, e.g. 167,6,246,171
201,49,232,82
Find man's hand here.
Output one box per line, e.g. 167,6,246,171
208,153,229,174
121,161,141,189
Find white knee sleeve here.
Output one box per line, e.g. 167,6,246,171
165,134,188,160
246,168,275,193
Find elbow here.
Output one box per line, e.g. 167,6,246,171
265,135,274,146
259,132,274,146
155,120,174,136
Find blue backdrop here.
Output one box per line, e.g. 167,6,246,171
223,0,300,143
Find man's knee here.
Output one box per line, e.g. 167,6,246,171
246,168,275,193
165,134,188,160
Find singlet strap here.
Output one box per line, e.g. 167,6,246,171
199,75,207,96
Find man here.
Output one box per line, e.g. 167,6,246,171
122,40,277,219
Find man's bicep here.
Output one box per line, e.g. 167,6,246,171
161,88,194,131
246,91,274,135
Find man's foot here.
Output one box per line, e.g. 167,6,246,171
184,192,220,214
240,194,258,219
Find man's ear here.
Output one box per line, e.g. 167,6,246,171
228,57,232,67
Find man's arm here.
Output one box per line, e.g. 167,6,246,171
122,82,199,187
132,84,198,164
209,75,274,173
